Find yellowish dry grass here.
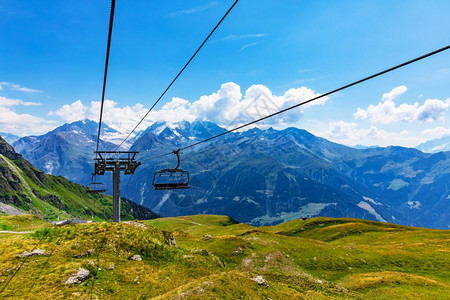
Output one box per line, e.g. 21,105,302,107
0,215,448,299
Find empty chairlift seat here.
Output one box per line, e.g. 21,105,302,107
153,169,190,190
152,149,190,190
86,182,107,193
86,174,106,193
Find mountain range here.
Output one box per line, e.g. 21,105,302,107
12,119,119,184
11,120,450,229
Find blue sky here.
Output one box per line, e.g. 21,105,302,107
0,0,449,147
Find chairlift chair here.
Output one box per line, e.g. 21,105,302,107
153,149,190,190
86,175,107,193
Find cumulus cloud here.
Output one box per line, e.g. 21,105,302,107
0,96,56,136
51,82,328,133
50,99,152,134
381,85,408,102
324,121,422,147
48,100,87,122
0,81,43,93
354,85,450,124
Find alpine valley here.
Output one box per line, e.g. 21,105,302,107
10,120,450,229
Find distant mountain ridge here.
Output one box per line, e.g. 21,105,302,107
0,132,20,144
13,119,118,184
416,135,450,152
11,120,450,229
129,121,450,229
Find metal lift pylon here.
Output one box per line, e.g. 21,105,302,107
93,151,141,222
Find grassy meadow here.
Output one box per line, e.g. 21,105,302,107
0,214,448,299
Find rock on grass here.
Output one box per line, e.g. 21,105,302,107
253,275,269,287
130,254,142,261
64,268,90,285
16,249,49,258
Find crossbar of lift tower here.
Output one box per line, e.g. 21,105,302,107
93,151,141,222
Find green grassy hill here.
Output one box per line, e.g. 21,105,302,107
0,136,157,221
0,214,448,299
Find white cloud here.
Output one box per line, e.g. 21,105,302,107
240,42,258,51
381,85,407,102
0,81,43,93
354,85,450,124
48,100,87,122
0,96,41,107
186,82,328,127
415,99,450,122
0,96,56,136
420,127,450,140
170,2,217,16
51,99,152,135
51,82,328,134
324,121,422,147
189,82,243,125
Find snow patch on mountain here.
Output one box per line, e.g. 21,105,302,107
44,162,54,174
357,201,386,222
407,201,421,209
388,179,409,191
139,183,147,206
152,192,171,213
420,177,434,184
362,196,382,206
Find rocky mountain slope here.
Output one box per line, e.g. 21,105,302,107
0,132,19,145
13,119,118,185
0,136,158,221
12,120,450,229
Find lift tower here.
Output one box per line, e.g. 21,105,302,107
93,151,140,222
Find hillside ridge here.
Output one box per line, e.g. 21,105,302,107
0,136,158,221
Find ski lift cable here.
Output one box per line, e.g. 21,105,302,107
121,172,134,201
26,237,62,293
96,0,116,153
89,235,108,299
0,240,43,294
114,0,241,151
141,43,450,162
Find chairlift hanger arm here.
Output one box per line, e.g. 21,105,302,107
173,149,181,170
